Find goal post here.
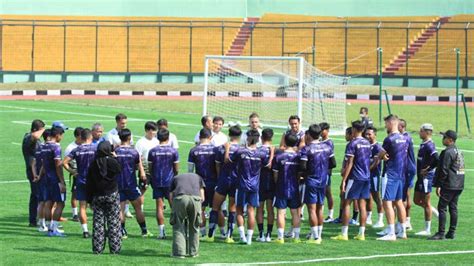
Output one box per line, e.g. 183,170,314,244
202,55,348,133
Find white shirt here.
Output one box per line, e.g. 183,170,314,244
106,128,133,147
65,141,79,157
194,130,215,144
135,136,159,168
211,131,228,147
240,128,263,146
169,132,179,149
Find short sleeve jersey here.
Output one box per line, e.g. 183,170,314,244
215,143,240,185
67,143,97,185
258,145,273,192
115,146,140,189
370,142,382,178
188,144,217,184
148,145,179,188
231,146,269,192
345,137,371,181
273,151,300,199
300,141,333,188
41,141,62,183
417,139,437,177
382,132,409,180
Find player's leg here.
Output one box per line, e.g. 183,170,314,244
119,200,128,239
50,183,66,236
256,201,265,241
265,198,274,241
355,198,367,240
235,190,247,243
372,191,384,228
307,203,318,240
290,207,301,242
207,191,226,240
156,197,166,239
71,179,78,221
405,188,413,230
276,208,286,243
324,176,334,222
44,200,53,232
351,200,359,225
130,194,151,237
225,196,237,242
79,200,89,237
37,201,47,232
331,198,351,240
246,204,256,245
394,199,407,239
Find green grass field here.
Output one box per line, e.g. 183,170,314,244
0,99,473,265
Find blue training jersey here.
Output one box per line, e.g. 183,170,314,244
273,150,300,199
216,143,240,186
232,146,269,192
370,142,382,178
345,137,371,181
148,145,179,188
41,141,62,184
259,144,273,192
115,146,140,190
67,143,97,185
300,141,333,188
284,129,305,147
417,139,437,177
34,143,46,185
403,132,417,178
382,132,409,180
188,144,217,184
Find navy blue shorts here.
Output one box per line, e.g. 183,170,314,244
119,187,141,202
259,188,274,202
152,186,170,200
202,183,216,208
46,182,66,203
414,172,435,194
273,195,301,209
215,180,237,198
37,181,48,202
381,177,404,201
75,183,87,201
370,176,381,193
236,189,259,208
304,185,325,205
344,179,370,200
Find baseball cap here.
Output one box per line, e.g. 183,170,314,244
52,121,69,131
420,123,433,131
440,130,457,141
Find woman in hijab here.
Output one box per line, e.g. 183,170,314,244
86,141,122,254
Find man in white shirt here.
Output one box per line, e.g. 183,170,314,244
157,119,179,149
211,116,228,147
135,121,159,212
106,113,133,147
194,115,213,144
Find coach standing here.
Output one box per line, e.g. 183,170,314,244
169,173,205,258
22,119,46,227
429,130,465,240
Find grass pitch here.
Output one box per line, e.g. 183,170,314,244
0,99,473,265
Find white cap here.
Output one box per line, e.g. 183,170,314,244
420,123,433,131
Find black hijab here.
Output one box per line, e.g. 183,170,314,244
96,141,113,178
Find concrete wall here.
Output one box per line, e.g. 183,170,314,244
1,0,473,18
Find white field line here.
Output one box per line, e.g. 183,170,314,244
3,104,473,153
198,250,474,265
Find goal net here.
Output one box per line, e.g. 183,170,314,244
203,56,348,134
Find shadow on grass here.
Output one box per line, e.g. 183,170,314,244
15,247,171,258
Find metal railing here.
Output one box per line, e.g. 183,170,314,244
0,19,472,84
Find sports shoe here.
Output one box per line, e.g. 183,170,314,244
431,207,439,218
372,221,385,228
428,232,445,240
265,235,272,242
349,219,359,226
71,215,79,222
396,231,407,239
331,218,342,224
415,230,431,236
220,233,227,240
274,238,284,244
300,214,305,221
445,231,455,239
330,234,348,241
83,232,90,238
306,238,322,244
324,216,334,223
376,227,390,236
47,230,66,237
203,236,214,242
125,211,133,218
256,236,266,242
376,234,396,241
353,234,365,241
291,237,301,243
142,231,154,238
305,233,312,240
224,237,235,244
405,222,413,231
366,219,373,226
59,217,68,222
121,234,128,240
56,228,65,233
157,235,166,240
238,237,247,245
284,231,294,238
38,226,48,232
